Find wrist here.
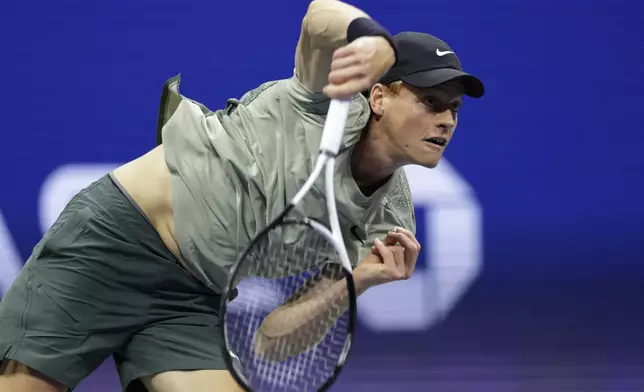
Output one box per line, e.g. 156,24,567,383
375,36,397,69
352,266,372,295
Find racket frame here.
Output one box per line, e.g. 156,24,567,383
220,99,358,391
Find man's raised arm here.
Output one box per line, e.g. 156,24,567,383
295,0,397,99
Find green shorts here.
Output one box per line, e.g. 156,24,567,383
0,174,226,391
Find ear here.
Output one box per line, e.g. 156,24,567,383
368,83,386,116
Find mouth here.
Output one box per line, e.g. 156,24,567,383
424,137,447,147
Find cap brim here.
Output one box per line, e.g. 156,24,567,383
401,68,485,98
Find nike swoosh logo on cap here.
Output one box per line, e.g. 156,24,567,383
436,49,455,57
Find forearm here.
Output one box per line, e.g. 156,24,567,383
253,275,365,361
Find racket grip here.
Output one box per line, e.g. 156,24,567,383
319,99,351,155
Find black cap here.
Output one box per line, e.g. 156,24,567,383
379,32,484,98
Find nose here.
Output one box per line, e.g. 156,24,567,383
434,109,456,134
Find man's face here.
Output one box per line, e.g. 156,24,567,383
371,81,464,168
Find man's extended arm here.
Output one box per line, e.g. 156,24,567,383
253,228,420,361
252,264,367,361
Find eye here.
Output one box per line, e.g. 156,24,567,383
451,101,462,112
422,96,436,108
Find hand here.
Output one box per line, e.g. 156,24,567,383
322,36,396,100
353,227,421,291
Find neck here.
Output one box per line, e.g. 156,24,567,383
351,122,401,195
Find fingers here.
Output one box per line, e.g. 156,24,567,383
327,65,366,86
373,238,396,272
386,229,420,252
332,38,374,60
382,232,398,246
331,43,356,60
372,239,405,280
386,232,416,252
329,54,363,71
384,227,420,278
386,234,417,277
322,37,384,100
390,226,420,246
323,79,370,100
390,246,405,278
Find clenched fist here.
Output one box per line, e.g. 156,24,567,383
322,36,396,100
353,227,420,292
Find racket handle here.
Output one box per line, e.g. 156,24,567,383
319,99,351,155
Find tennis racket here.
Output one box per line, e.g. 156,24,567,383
220,98,357,392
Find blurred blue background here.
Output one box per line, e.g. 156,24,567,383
1,0,644,391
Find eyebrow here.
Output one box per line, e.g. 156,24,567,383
420,91,463,102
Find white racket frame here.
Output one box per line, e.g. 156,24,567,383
221,98,355,392
290,98,353,273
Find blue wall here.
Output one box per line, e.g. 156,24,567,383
1,0,643,390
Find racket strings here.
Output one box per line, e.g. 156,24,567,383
225,222,351,391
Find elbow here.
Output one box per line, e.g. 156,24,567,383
301,0,328,41
253,329,290,362
302,0,367,47
252,332,275,360
252,309,293,362
253,314,310,362
304,0,329,24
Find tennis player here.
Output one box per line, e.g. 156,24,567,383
0,0,484,391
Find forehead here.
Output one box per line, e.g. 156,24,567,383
407,82,464,100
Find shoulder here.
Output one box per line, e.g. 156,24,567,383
220,79,284,116
230,71,372,140
286,71,371,123
286,71,372,146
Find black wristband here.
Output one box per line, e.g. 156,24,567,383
346,17,398,64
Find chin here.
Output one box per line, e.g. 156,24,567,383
415,155,441,169
421,161,440,169
406,150,442,169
